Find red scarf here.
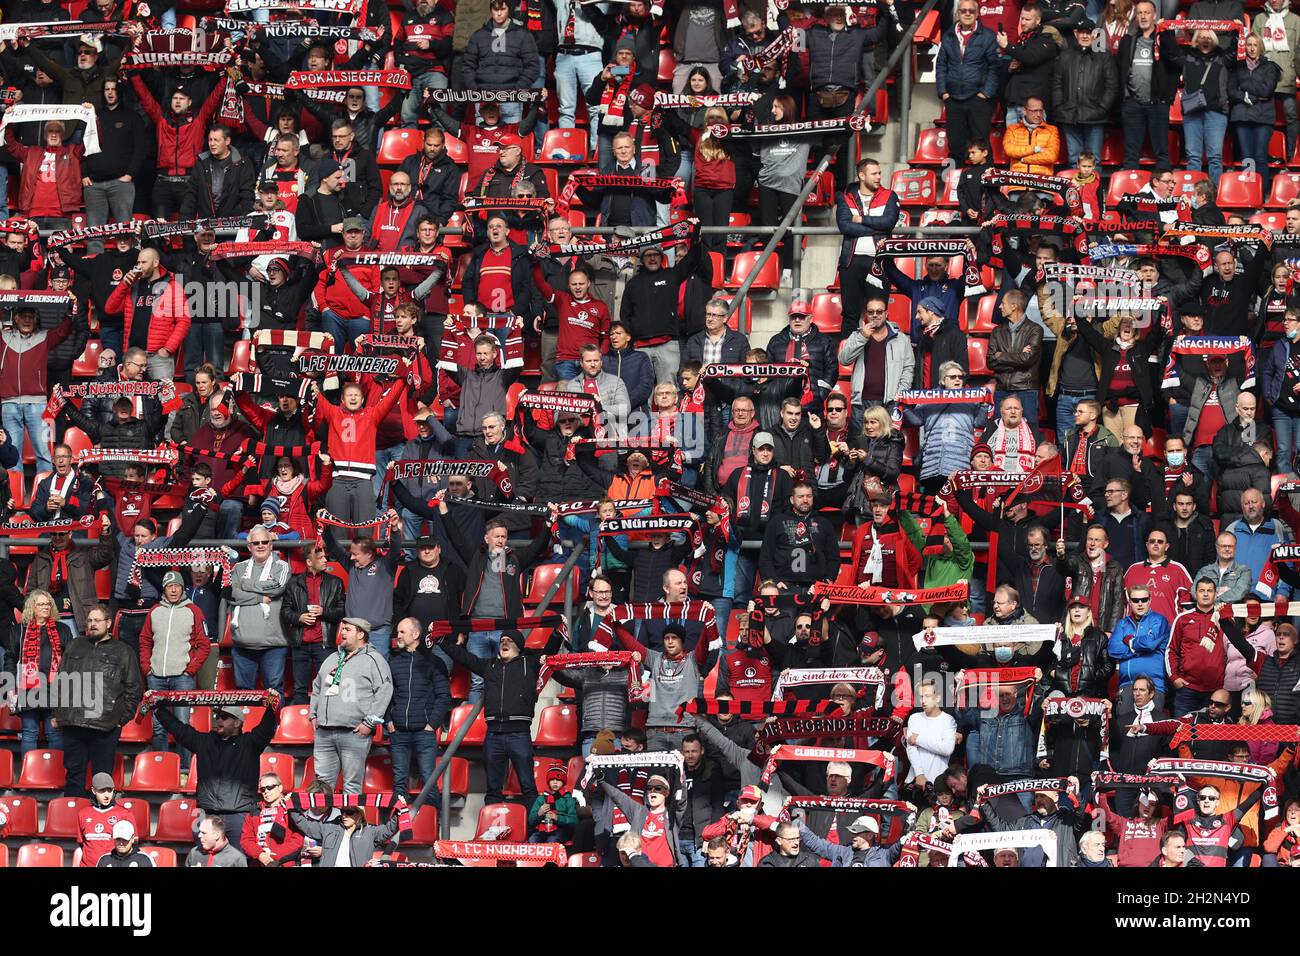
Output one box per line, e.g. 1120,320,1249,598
1069,427,1092,475
600,73,634,127
21,619,61,691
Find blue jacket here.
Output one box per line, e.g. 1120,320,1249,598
902,400,991,481
1108,611,1172,691
958,705,1035,777
881,259,965,336
1261,337,1298,406
835,184,901,268
386,646,452,733
1229,516,1295,599
798,823,904,867
603,346,655,412
936,25,1000,101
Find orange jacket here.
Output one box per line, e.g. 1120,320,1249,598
1002,122,1061,176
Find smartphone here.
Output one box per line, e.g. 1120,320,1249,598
611,64,630,78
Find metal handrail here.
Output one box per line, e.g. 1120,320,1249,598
408,533,589,841
723,0,946,320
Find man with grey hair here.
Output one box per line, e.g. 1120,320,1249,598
228,528,292,695
311,617,393,795
1195,532,1255,603
1226,488,1294,600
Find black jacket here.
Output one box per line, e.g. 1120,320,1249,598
2,620,72,714
1117,29,1185,105
439,628,562,733
392,558,467,634
1159,513,1218,573
1003,26,1061,109
181,147,257,220
519,420,610,503
295,187,352,247
463,240,543,321
679,756,725,844
280,571,346,649
56,243,138,321
758,508,841,585
82,101,146,182
765,326,839,404
1046,626,1114,698
156,706,278,814
619,241,710,344
398,149,460,226
55,635,142,732
386,645,452,733
1052,41,1119,124
424,500,554,619
770,419,831,473
1181,45,1232,114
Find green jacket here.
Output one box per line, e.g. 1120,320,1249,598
528,792,579,829
899,511,973,590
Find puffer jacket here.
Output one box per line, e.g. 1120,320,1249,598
1046,627,1114,698
386,646,452,733
1057,552,1127,633
902,399,992,481
552,664,633,736
1003,122,1062,176
103,266,191,356
1108,611,1173,691
1052,41,1119,124
1228,58,1282,124
55,634,142,732
1253,648,1300,725
462,22,540,88
936,24,1000,100
805,17,897,90
766,326,838,402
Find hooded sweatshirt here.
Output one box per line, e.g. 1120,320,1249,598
138,596,210,679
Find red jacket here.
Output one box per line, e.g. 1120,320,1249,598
0,315,71,399
2,129,84,215
315,375,408,481
104,265,191,355
138,598,211,679
130,73,226,175
314,246,374,318
1165,606,1229,694
240,802,305,866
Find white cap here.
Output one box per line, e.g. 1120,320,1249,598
112,819,135,841
825,761,852,779
847,815,880,835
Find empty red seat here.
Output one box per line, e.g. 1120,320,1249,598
538,128,589,165
377,127,422,166
475,803,527,841
524,563,576,606
1105,169,1150,207
128,751,182,794
1,796,39,837
364,755,395,794
260,753,297,789
439,703,486,746
533,704,578,747
724,251,780,292
118,798,151,838
17,749,64,790
810,292,843,335
1251,211,1287,230
72,339,102,378
1269,171,1300,208
16,843,64,868
967,338,991,377
118,710,153,745
272,705,314,746
968,294,998,334
153,799,201,843
909,127,949,166
1217,171,1263,209
141,846,178,867
446,757,470,805
1169,170,1208,199
0,749,13,788
42,797,90,839
403,806,440,846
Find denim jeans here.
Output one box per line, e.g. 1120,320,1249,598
231,645,287,694
1170,401,1189,444
83,179,136,253
640,341,681,394
1060,124,1105,168
401,70,449,126
183,323,225,381
291,641,333,705
369,626,392,660
147,672,195,767
733,552,758,605
554,51,603,149
1054,390,1093,445
555,359,581,381
1121,99,1171,169
678,839,705,866
995,389,1040,435
389,727,439,801
313,724,373,795
1172,686,1212,718
1183,110,1228,183
483,730,536,807
1191,445,1215,485
467,630,501,703
494,101,525,125
374,444,405,497
19,708,62,758
0,164,8,220
1235,122,1273,185
216,498,245,539
1274,408,1300,474
322,310,371,351
2,401,50,473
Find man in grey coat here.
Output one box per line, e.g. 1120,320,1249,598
228,529,292,694
837,296,914,434
563,343,632,441
311,618,394,795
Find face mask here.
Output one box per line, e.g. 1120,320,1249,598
994,646,1013,664
1166,451,1185,467
1288,328,1300,342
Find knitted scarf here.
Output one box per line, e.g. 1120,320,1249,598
536,651,638,697
1155,19,1246,58
737,26,797,73
433,840,567,865
1148,757,1278,819
1040,695,1111,759
20,619,61,691
808,582,970,606
424,89,545,103
1090,771,1185,791
144,213,269,240
1040,263,1142,285
869,238,983,291
1092,241,1213,276
426,615,565,645
653,91,759,109
390,459,514,494
981,168,1084,218
954,667,1039,714
771,667,887,709
1163,223,1268,249
1162,335,1256,390
895,493,948,557
1253,544,1300,599
313,508,397,543
777,795,916,824
516,389,598,418
700,362,807,379
139,689,273,712
734,464,776,522
48,221,139,248
556,171,688,217
676,697,837,719
461,195,550,213
437,315,524,372
299,353,398,377
121,51,234,69
985,214,1089,267
285,69,412,90
539,219,697,259
752,712,901,761
227,0,363,13
980,777,1072,799
912,623,1058,651
598,71,634,128
128,547,237,587
0,515,94,536
987,418,1038,473
248,21,381,40
1168,721,1300,749
760,745,894,786
209,240,320,264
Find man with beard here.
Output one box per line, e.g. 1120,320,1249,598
975,777,1088,867
1056,525,1127,635
759,481,840,587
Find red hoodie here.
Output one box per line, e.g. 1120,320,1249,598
1165,606,1229,694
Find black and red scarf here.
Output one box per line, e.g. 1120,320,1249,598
20,619,61,691
735,464,776,521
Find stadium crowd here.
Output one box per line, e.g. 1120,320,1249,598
0,0,1293,871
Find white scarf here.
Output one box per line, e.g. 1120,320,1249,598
1127,700,1155,736
990,420,1036,473
1264,10,1290,51
864,525,884,583
0,104,100,155
231,554,280,628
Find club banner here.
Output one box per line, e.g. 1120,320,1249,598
0,515,95,537
286,70,412,90
654,91,759,109
516,390,598,417
761,744,895,786
777,795,916,825
433,841,567,865
129,547,238,587
706,115,870,138
210,240,320,263
980,777,1071,798
772,667,886,709
894,388,991,406
1148,757,1278,819
700,363,807,378
809,582,970,606
227,0,363,13
143,213,268,239
298,354,399,376
1155,19,1246,59
1091,771,1184,791
981,168,1084,217
423,88,545,103
537,219,696,260
0,291,73,308
912,623,1057,651
949,829,1058,867
124,51,233,69
0,105,100,155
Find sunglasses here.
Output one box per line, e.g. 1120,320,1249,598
258,784,280,792
1209,701,1230,708
1129,596,1150,603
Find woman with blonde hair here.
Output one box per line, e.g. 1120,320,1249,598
1046,596,1113,699
1240,688,1280,763
4,589,74,757
843,404,904,522
692,106,735,255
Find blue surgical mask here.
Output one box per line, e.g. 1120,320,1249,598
1288,328,1300,342
994,646,1013,664
1166,451,1186,467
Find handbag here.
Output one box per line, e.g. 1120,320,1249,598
1180,60,1215,114
815,86,851,109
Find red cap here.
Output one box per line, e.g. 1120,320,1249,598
627,83,657,110
494,133,525,151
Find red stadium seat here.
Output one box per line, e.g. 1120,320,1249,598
658,47,676,83
811,293,842,335
153,799,201,843
447,757,470,804
118,710,154,745
967,338,991,377
1105,169,1150,207
889,168,937,207
1251,211,1287,231
443,133,468,165
1217,170,1263,209
533,704,578,747
531,757,566,795
475,803,527,841
72,339,102,378
938,166,961,208
272,705,314,746
377,127,423,166
969,294,998,334
538,128,590,165
439,703,486,746
128,751,182,793
404,806,439,845
711,293,751,333
0,747,12,788
142,846,178,867
524,563,577,606
724,251,780,292
260,753,297,789
17,749,64,790
909,127,949,166
364,755,395,794
1,797,39,837
42,798,89,839
16,843,64,868
1169,170,1208,199
568,852,601,867
0,706,20,735
228,339,252,375
1268,171,1300,208
62,426,94,460
118,799,151,838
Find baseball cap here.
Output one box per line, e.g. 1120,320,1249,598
215,705,244,721
112,819,135,841
494,133,525,152
738,784,764,804
752,431,775,450
341,217,366,233
91,772,115,791
847,815,879,834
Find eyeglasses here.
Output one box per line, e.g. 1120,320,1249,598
1198,795,1219,802
865,308,888,315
